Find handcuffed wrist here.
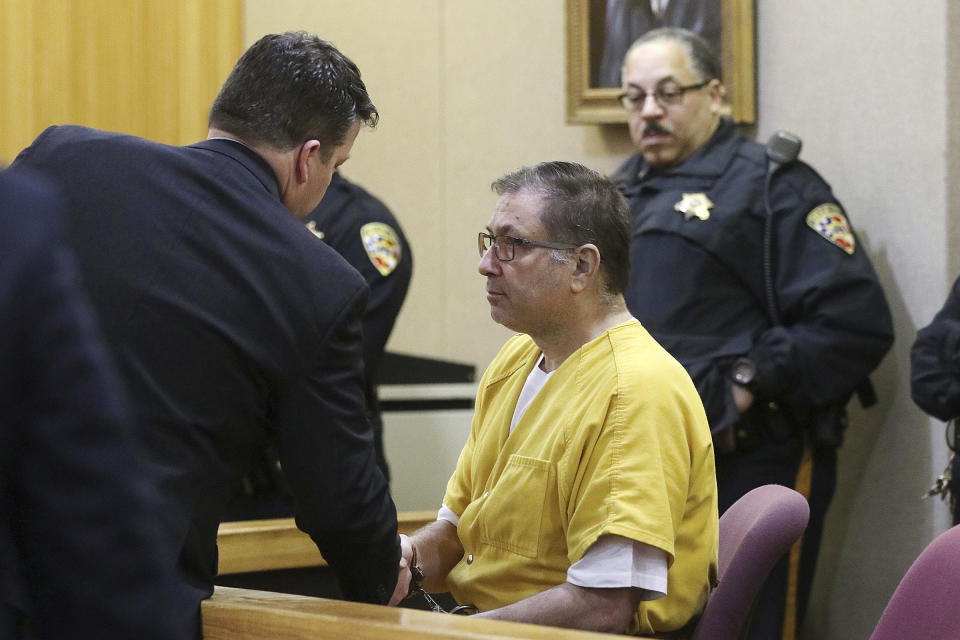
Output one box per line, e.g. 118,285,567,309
406,538,424,600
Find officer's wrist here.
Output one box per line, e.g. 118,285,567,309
730,357,759,392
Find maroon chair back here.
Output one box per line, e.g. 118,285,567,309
691,484,810,640
869,524,960,640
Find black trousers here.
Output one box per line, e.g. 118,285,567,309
715,430,837,640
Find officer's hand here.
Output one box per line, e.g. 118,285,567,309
715,427,736,454
731,384,754,413
388,541,411,606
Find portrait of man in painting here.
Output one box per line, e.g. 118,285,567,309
591,0,721,87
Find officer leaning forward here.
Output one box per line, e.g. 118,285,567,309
227,172,411,519
613,27,893,640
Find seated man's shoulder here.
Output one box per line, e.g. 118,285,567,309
604,324,708,422
605,322,691,381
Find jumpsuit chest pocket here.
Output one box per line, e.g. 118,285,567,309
478,454,552,558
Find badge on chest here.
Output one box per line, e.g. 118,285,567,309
674,193,714,221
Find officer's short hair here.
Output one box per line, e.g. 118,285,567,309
492,162,631,296
208,32,377,160
625,27,722,82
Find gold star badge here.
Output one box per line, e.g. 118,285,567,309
305,220,325,240
674,193,714,221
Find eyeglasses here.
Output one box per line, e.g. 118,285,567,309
478,232,577,262
617,78,712,111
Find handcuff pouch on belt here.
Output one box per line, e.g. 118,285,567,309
734,399,798,451
734,397,848,452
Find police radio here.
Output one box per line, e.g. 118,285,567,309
762,130,802,325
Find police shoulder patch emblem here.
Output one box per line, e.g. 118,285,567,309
805,204,855,255
360,222,402,276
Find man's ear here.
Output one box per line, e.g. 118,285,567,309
570,244,601,293
708,79,727,115
294,139,322,184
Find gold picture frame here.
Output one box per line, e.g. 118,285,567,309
565,0,755,124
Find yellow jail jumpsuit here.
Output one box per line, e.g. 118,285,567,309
443,320,718,635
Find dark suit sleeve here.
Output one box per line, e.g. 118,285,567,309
271,282,400,604
911,276,960,421
1,171,191,639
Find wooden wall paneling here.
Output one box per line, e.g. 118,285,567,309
0,0,242,161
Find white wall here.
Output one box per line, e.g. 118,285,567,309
755,3,952,637
246,2,955,638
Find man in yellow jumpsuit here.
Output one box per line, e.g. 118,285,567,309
399,161,718,636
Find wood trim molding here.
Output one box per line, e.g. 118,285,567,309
217,511,436,575
202,585,616,640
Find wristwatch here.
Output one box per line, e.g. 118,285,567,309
731,357,758,390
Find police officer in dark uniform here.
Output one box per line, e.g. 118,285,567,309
613,28,893,640
305,171,413,480
228,172,412,518
911,274,960,524
1,168,192,640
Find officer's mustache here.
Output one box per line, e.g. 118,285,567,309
642,123,671,137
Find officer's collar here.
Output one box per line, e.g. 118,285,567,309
189,138,281,200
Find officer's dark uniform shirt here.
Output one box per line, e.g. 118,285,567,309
912,274,960,422
614,118,894,435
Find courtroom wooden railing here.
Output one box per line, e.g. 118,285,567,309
212,514,621,638
216,511,436,575
203,586,616,640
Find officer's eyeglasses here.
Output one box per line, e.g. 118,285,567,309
618,78,712,111
478,232,578,262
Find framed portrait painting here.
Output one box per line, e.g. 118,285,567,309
565,0,755,124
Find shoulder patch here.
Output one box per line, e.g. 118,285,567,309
360,222,402,276
805,204,855,255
